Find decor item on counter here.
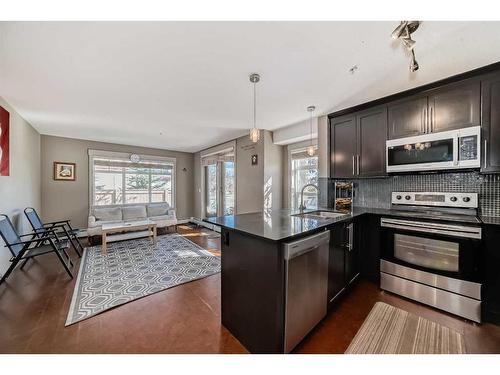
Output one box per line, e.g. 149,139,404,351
0,106,9,176
345,302,466,354
54,162,76,181
306,105,316,156
391,21,421,72
334,181,353,213
251,154,258,165
249,73,262,143
66,233,221,326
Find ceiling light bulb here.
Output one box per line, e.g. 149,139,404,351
249,127,260,143
306,145,315,157
402,37,416,51
410,50,419,72
391,21,408,40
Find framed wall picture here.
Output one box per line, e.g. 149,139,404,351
0,106,9,176
251,154,258,165
54,162,76,181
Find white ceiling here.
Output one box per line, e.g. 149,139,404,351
1,21,500,153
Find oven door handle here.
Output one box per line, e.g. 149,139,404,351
380,219,482,240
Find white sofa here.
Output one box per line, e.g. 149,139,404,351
87,203,177,241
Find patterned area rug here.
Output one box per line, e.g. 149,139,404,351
345,302,466,354
66,234,220,326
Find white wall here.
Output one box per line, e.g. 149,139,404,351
273,117,318,145
0,97,41,275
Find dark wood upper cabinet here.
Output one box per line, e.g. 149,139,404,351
428,79,481,133
357,106,387,177
330,114,356,178
388,96,427,139
481,72,500,173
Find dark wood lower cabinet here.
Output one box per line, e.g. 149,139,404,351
220,229,285,353
328,220,360,305
483,224,500,324
359,214,382,283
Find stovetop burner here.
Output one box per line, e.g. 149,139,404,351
390,191,480,224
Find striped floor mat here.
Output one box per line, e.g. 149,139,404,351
345,302,466,354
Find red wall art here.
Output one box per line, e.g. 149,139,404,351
0,105,10,176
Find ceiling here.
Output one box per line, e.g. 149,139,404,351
1,21,500,153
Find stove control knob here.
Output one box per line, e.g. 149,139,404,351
463,197,471,203
450,196,458,202
405,195,411,201
396,195,402,200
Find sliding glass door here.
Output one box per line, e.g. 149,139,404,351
204,161,235,218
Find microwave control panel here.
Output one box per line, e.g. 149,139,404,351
459,135,478,161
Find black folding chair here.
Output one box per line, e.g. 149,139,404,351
0,214,73,286
24,207,83,258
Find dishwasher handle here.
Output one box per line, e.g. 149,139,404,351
283,231,330,260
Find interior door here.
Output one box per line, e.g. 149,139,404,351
388,96,428,139
428,79,480,133
330,114,356,178
205,161,236,217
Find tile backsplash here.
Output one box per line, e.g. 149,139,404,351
328,172,500,217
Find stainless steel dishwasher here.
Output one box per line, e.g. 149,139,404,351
283,230,330,353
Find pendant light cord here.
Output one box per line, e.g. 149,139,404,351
253,81,257,130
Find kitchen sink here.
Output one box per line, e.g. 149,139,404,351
292,211,348,220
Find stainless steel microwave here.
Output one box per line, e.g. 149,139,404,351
386,126,481,173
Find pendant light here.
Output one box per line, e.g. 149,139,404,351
306,105,316,156
249,73,261,143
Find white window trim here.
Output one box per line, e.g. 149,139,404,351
288,141,318,210
88,149,176,209
199,140,237,218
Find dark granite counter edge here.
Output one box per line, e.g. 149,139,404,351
204,207,500,242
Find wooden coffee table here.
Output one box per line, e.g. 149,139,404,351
100,220,157,254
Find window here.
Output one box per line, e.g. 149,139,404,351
290,147,318,210
201,145,235,217
89,150,175,207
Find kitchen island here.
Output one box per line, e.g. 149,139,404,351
205,208,370,353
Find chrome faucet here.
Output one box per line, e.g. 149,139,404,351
299,183,318,213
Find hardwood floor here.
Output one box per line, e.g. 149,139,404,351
0,224,499,354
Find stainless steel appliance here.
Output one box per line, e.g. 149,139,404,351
380,191,482,322
283,230,330,353
386,126,481,173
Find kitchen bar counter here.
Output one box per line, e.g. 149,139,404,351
204,207,394,242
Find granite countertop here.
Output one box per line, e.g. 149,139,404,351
480,215,500,226
204,207,394,242
205,207,500,242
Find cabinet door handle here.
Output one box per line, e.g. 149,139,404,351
352,155,355,175
347,223,354,251
356,155,360,175
430,106,433,133
423,107,427,133
484,139,488,168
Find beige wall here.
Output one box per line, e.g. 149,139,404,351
263,131,283,211
193,130,283,218
235,133,265,214
0,97,41,274
41,135,194,228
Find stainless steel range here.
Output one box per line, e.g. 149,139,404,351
380,191,482,323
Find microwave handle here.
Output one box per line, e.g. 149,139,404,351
453,135,459,166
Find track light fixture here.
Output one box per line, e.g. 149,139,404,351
391,21,421,72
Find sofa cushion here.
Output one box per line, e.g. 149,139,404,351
93,207,122,222
147,203,170,217
122,205,147,221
